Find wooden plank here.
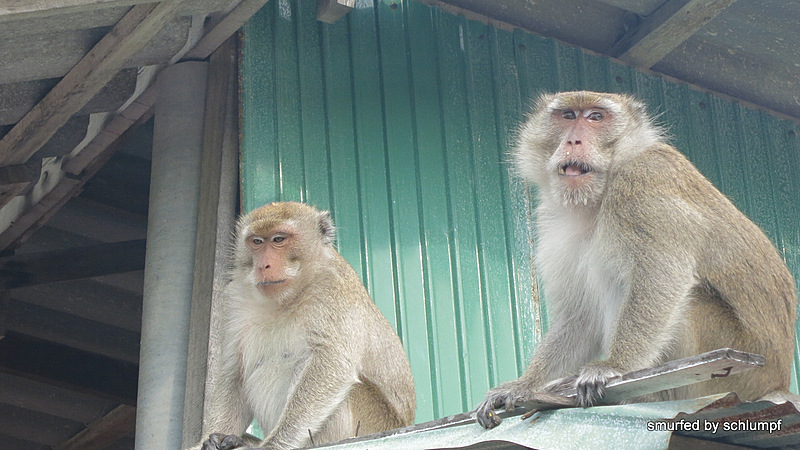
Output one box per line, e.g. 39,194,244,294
0,178,83,252
0,163,39,207
0,1,151,21
0,106,153,253
0,239,146,289
182,36,239,448
183,0,272,60
317,0,355,24
62,86,156,176
11,280,142,332
0,0,269,252
53,404,136,450
0,333,138,405
0,1,184,170
5,300,140,364
611,0,737,69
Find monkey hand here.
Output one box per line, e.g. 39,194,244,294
201,433,253,450
474,380,529,429
575,363,621,408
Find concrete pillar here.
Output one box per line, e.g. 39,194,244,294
135,61,208,450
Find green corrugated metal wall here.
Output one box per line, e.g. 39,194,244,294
240,0,800,423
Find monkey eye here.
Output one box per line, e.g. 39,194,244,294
561,110,577,120
587,111,604,121
251,237,265,246
271,235,286,244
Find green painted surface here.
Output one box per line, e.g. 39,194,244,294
241,0,800,423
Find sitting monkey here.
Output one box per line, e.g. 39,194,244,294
192,202,415,449
477,91,798,428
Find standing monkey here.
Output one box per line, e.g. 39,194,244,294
191,202,415,449
476,91,797,428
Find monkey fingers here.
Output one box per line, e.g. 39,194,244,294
475,386,526,429
574,365,621,408
202,433,248,450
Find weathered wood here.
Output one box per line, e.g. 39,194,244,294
0,162,39,187
0,0,269,253
182,36,239,448
63,86,156,176
0,1,153,21
0,333,138,405
0,161,42,207
183,0,272,60
11,280,142,332
0,239,146,289
316,0,355,24
0,371,116,423
53,404,136,450
0,2,183,169
0,177,83,252
611,0,737,68
0,107,152,253
4,299,141,363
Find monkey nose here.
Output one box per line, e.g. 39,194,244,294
567,140,582,145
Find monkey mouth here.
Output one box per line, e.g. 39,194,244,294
258,279,287,286
558,162,593,177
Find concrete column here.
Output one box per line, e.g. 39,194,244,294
135,61,208,450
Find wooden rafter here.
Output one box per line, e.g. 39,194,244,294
0,0,272,252
0,2,184,205
0,239,146,290
53,404,137,450
610,0,737,69
0,1,156,20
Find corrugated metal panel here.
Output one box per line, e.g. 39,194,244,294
313,393,800,449
240,0,800,423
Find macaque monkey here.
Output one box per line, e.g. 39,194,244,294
476,91,798,428
192,202,416,449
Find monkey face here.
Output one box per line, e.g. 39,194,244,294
233,202,336,302
245,229,300,296
514,91,662,207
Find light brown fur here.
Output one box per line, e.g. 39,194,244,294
476,91,797,428
191,202,415,449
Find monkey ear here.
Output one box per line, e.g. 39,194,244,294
318,211,336,245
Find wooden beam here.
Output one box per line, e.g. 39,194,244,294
0,333,138,405
53,404,136,450
610,0,737,69
5,300,140,364
11,280,141,332
0,163,40,210
182,36,240,447
0,239,146,289
0,1,184,204
0,0,270,253
0,106,153,252
316,0,355,24
183,0,272,60
0,1,153,21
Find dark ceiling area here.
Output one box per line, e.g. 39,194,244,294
0,0,798,448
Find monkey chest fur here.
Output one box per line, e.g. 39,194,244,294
235,313,311,433
536,206,628,352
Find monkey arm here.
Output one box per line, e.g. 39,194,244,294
258,324,361,449
194,328,253,448
575,252,697,407
475,317,600,428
